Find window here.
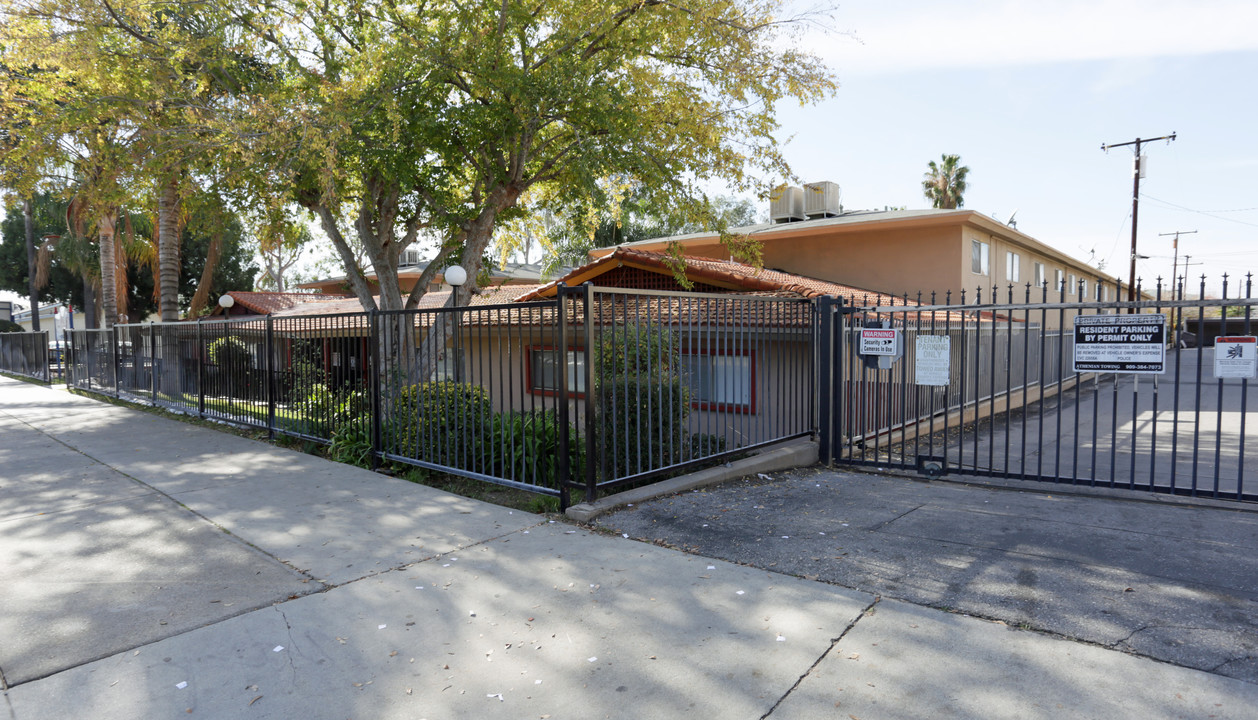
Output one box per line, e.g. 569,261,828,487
1054,269,1064,292
971,239,990,275
528,347,586,395
1080,279,1089,299
1006,252,1020,282
1034,262,1045,287
682,353,753,411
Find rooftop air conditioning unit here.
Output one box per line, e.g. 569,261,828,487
770,185,805,224
804,181,842,218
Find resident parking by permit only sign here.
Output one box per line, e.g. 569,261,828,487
1073,314,1166,374
1215,336,1258,379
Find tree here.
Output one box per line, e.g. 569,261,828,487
226,0,833,315
922,154,970,210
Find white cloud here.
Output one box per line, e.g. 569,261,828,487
799,0,1258,75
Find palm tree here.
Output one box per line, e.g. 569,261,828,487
922,154,970,210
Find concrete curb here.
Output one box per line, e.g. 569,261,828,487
565,438,819,522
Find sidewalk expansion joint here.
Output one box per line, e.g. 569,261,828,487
758,595,882,720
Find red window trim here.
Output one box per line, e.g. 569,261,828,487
525,345,587,399
683,348,756,414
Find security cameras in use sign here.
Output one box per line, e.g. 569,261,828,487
859,328,901,356
1072,314,1165,374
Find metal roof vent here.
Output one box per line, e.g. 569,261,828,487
770,185,805,224
804,181,842,218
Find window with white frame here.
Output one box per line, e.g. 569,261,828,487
528,347,586,395
1006,252,1020,282
1068,273,1077,294
682,353,753,410
971,239,990,275
1054,269,1064,292
1034,262,1045,287
1080,278,1089,299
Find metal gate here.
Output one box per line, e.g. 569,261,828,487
818,278,1258,503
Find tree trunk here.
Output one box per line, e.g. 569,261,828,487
24,198,40,332
82,280,97,329
158,175,181,322
187,231,223,318
98,214,118,329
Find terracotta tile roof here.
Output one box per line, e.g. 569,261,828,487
224,291,352,315
268,283,545,318
515,247,900,303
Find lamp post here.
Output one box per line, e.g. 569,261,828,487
218,294,236,315
444,265,467,381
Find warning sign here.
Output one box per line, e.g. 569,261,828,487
1073,314,1165,374
859,328,901,356
1214,336,1257,379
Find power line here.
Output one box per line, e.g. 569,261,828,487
1142,193,1258,228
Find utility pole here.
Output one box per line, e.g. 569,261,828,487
1159,229,1196,285
1101,132,1177,309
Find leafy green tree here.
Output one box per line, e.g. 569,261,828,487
0,194,80,307
922,154,970,210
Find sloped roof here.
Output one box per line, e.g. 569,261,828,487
222,291,351,315
516,247,898,304
269,283,545,318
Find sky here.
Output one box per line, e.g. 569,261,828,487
5,0,1257,309
761,0,1258,297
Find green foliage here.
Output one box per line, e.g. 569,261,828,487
923,154,970,210
594,324,690,481
0,320,23,333
207,336,254,369
386,381,496,466
490,409,584,488
327,416,374,468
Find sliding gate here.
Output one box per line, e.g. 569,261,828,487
818,279,1258,503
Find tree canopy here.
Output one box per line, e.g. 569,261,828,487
922,154,970,210
2,0,836,314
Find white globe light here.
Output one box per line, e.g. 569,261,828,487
444,265,468,287
218,294,236,309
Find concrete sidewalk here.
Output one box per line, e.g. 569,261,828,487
2,375,1257,719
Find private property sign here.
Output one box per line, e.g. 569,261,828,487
1214,336,1258,379
1073,314,1166,374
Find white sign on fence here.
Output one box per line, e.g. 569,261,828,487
1073,314,1166,374
915,335,951,386
1214,336,1257,379
859,328,901,356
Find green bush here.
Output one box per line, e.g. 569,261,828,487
207,336,254,369
490,409,585,488
0,319,22,333
327,415,374,468
594,325,690,481
386,381,495,467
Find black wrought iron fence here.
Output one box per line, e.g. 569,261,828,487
60,287,816,507
0,331,50,382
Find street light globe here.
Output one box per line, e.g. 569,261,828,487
218,294,235,309
444,265,468,287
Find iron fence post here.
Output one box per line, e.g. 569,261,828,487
369,309,382,470
817,296,834,464
150,323,157,404
266,314,276,440
197,317,206,418
110,326,119,398
556,283,572,510
582,282,597,504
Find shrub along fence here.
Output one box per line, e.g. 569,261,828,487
64,286,817,508
0,331,50,382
